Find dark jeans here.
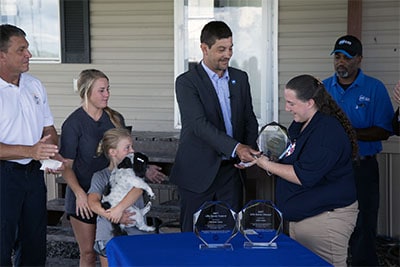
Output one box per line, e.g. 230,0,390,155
0,161,47,267
349,157,379,266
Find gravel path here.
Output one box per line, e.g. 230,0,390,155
46,226,80,266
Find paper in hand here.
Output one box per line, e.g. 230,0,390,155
40,159,63,170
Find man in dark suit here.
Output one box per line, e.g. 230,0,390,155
170,21,259,232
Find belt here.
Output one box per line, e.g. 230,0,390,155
0,160,41,172
358,154,376,161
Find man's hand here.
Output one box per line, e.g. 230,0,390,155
235,143,259,163
119,209,136,225
30,135,59,161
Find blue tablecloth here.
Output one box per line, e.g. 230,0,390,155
106,232,332,266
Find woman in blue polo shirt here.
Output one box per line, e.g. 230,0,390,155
253,74,358,267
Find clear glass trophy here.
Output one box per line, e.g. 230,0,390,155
238,200,283,249
257,121,290,161
193,201,238,250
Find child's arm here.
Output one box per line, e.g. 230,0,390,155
107,187,144,224
88,192,109,218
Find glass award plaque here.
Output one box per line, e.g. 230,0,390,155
238,200,283,249
257,121,290,161
193,201,238,250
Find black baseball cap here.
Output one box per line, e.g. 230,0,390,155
330,35,362,58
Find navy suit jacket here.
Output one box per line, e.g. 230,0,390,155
170,63,258,193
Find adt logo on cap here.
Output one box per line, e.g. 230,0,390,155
331,35,363,58
339,39,352,46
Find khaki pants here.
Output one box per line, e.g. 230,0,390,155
289,201,358,267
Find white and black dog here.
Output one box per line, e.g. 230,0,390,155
102,152,155,236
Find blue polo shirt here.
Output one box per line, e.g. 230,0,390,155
323,69,394,156
277,112,356,222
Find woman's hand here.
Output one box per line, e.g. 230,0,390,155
145,164,166,183
75,191,93,219
44,153,67,174
254,154,272,169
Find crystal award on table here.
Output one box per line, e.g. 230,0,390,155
257,121,290,161
193,201,238,250
238,200,283,249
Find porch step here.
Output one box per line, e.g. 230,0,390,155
47,198,65,212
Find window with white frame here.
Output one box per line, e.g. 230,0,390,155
0,0,61,62
174,0,279,129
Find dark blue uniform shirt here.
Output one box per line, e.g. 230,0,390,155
277,111,357,221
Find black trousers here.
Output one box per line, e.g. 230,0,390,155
349,157,379,266
0,161,47,267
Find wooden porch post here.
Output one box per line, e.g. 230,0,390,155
347,0,362,39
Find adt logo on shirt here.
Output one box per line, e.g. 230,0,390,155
358,95,370,102
356,95,370,109
33,94,40,105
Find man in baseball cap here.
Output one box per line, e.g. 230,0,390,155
330,35,363,58
323,34,394,266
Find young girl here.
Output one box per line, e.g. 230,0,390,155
88,128,152,267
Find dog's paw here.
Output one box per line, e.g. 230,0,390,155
137,225,156,232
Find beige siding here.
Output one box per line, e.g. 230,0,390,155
278,0,399,125
362,0,400,239
28,0,399,133
29,0,176,133
378,139,400,238
362,0,400,89
277,0,400,238
278,0,348,126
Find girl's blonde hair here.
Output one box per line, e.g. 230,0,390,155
77,69,123,128
99,128,132,159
